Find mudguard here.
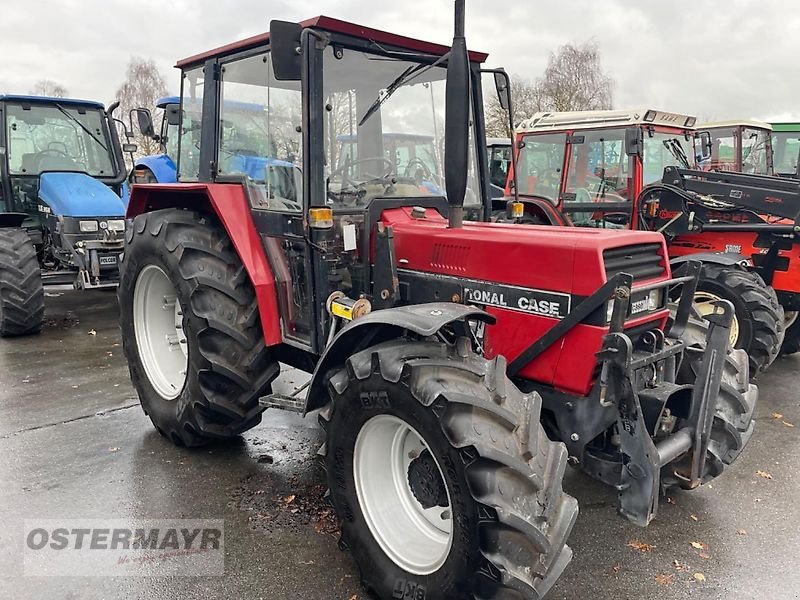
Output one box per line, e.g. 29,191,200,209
38,172,126,217
671,252,751,269
135,154,178,184
304,303,494,414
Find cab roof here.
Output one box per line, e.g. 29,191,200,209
0,94,105,109
699,119,772,131
517,109,697,133
176,15,489,69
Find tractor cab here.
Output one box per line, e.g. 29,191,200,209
697,120,774,175
0,95,130,289
769,122,800,178
512,109,697,228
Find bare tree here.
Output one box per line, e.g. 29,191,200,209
534,41,614,112
30,79,69,98
115,57,169,157
485,75,544,137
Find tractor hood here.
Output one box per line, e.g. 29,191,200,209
38,172,126,218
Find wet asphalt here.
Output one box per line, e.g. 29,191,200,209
0,290,798,600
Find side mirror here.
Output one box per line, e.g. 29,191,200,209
493,69,510,111
625,126,643,158
166,104,181,126
132,108,155,138
122,143,138,153
697,131,713,160
270,20,303,81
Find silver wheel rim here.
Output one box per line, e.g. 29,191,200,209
695,291,740,347
133,265,188,400
785,311,798,329
353,415,453,575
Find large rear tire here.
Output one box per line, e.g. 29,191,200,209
693,262,783,378
0,228,44,337
672,309,757,482
118,208,279,446
321,338,577,599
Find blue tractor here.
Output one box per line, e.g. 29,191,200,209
132,96,301,206
0,95,132,336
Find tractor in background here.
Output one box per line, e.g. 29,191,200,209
119,8,755,599
487,136,511,198
770,122,800,178
0,95,133,336
697,120,774,175
503,109,787,376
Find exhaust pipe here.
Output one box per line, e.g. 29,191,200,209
444,0,469,229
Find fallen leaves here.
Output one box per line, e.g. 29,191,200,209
655,573,674,585
694,572,706,582
88,329,97,336
783,421,795,428
672,559,689,572
737,529,748,536
108,447,120,452
690,541,706,550
627,540,654,553
771,412,784,420
756,470,773,480
770,413,795,427
611,563,622,574
666,496,676,505
689,514,699,522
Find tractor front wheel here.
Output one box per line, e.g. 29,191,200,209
0,228,44,337
671,308,757,482
118,208,279,446
321,338,577,599
693,262,783,378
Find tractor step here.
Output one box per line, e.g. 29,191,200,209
259,393,305,413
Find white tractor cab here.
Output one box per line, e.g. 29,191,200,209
696,120,773,175
770,122,800,178
486,136,511,197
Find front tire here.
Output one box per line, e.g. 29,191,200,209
693,262,783,378
118,208,279,446
0,228,44,337
321,338,577,599
673,309,757,482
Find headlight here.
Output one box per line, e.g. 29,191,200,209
107,219,125,232
646,288,663,311
79,220,99,233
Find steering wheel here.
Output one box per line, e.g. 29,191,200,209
37,148,70,159
402,157,432,182
331,157,393,184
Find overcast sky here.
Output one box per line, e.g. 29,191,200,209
1,0,797,122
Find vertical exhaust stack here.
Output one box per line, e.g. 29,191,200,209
444,0,469,229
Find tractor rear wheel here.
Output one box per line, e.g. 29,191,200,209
692,262,783,378
118,208,279,446
0,228,44,337
779,311,800,356
670,308,757,483
321,338,577,599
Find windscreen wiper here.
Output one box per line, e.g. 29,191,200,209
663,138,689,168
358,53,449,127
54,103,108,152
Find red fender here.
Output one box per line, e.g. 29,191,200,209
127,183,282,346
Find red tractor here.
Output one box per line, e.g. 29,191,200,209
504,109,788,376
120,8,755,599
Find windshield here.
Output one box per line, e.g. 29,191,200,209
322,46,481,207
773,130,800,175
741,127,770,174
5,103,116,177
564,129,630,202
707,127,736,171
642,130,693,184
516,133,566,202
